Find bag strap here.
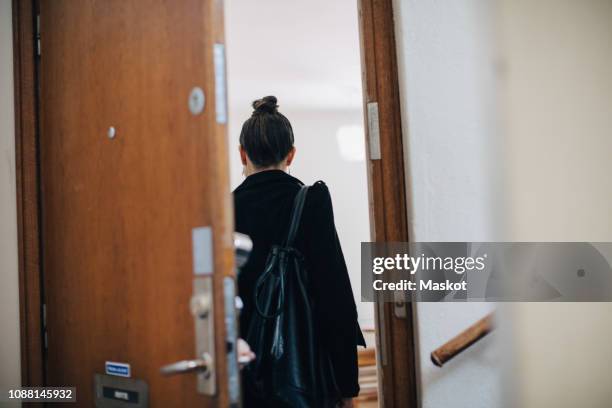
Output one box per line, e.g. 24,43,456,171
253,185,309,320
284,185,309,247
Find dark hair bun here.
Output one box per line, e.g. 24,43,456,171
252,96,278,114
241,95,293,167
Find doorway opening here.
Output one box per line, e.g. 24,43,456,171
225,0,377,405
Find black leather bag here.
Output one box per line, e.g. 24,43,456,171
244,185,340,408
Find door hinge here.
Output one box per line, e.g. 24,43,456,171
42,303,48,349
367,102,381,160
36,14,41,56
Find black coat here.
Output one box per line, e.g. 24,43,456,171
233,169,366,399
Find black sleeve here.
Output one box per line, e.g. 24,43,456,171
303,181,362,398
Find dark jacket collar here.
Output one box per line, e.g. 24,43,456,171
233,169,303,193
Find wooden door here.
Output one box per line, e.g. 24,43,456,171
38,0,236,406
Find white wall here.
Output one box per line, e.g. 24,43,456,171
498,0,612,242
497,1,612,407
394,0,612,407
225,0,374,329
393,1,503,407
0,0,23,404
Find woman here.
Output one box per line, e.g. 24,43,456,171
233,96,365,408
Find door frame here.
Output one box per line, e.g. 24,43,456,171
12,0,419,406
12,0,45,388
358,0,418,407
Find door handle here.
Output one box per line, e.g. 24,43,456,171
160,279,216,395
160,352,213,376
160,233,250,396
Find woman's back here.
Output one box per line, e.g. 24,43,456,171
233,169,303,330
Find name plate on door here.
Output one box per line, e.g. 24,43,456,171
105,361,131,378
94,374,148,408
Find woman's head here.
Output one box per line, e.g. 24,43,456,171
239,96,295,172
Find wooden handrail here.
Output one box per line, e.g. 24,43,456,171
431,313,494,367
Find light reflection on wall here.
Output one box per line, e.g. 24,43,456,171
336,125,366,162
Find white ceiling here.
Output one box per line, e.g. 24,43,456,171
224,0,364,110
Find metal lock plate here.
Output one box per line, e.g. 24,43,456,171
367,102,381,160
223,277,240,405
193,277,215,395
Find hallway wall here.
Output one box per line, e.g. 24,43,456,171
394,1,612,407
498,1,612,407
0,0,23,404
